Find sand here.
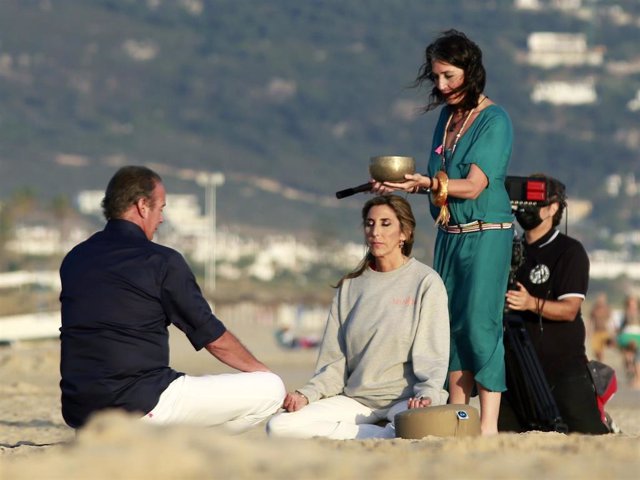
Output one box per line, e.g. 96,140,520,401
1,320,639,480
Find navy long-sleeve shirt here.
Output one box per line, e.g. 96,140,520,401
59,219,226,428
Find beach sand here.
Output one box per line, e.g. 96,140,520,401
1,320,639,480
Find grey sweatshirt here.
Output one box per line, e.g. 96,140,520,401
298,258,450,409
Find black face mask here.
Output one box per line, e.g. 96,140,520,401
515,207,543,231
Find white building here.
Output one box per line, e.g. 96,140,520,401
514,0,542,9
515,0,584,12
0,270,60,289
531,79,597,105
5,225,88,256
627,90,640,112
162,194,209,237
551,0,582,9
605,173,638,197
527,32,604,69
590,250,640,279
76,190,104,216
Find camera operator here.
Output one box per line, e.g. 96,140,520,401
498,174,611,434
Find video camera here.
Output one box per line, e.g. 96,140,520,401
505,176,551,209
503,176,551,297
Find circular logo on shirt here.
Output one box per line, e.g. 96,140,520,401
529,264,550,284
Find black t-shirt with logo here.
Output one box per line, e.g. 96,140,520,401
513,228,590,382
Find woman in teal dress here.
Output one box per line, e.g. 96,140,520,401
374,29,513,435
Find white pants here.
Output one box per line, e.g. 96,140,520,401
141,371,285,433
266,395,409,439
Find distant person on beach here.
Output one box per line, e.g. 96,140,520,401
588,292,613,362
266,195,450,439
499,174,612,434
372,29,513,435
617,294,640,389
59,165,285,430
274,326,320,350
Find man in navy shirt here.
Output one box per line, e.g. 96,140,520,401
60,166,285,430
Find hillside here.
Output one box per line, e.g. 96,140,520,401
0,0,639,246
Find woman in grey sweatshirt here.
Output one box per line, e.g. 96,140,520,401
267,195,450,439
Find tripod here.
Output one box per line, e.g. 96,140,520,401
501,232,568,433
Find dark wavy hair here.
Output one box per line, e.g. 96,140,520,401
335,195,416,288
413,29,486,113
101,166,162,220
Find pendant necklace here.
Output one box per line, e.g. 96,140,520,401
440,96,487,171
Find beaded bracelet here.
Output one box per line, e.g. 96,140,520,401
411,185,431,194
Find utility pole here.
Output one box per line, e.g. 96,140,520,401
196,172,225,295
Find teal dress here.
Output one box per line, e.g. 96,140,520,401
427,104,513,393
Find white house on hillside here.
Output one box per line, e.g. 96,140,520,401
526,32,604,69
531,79,597,105
515,0,583,10
627,90,640,112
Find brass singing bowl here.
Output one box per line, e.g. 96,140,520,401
369,155,416,182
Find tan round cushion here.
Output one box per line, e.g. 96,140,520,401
394,404,481,438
